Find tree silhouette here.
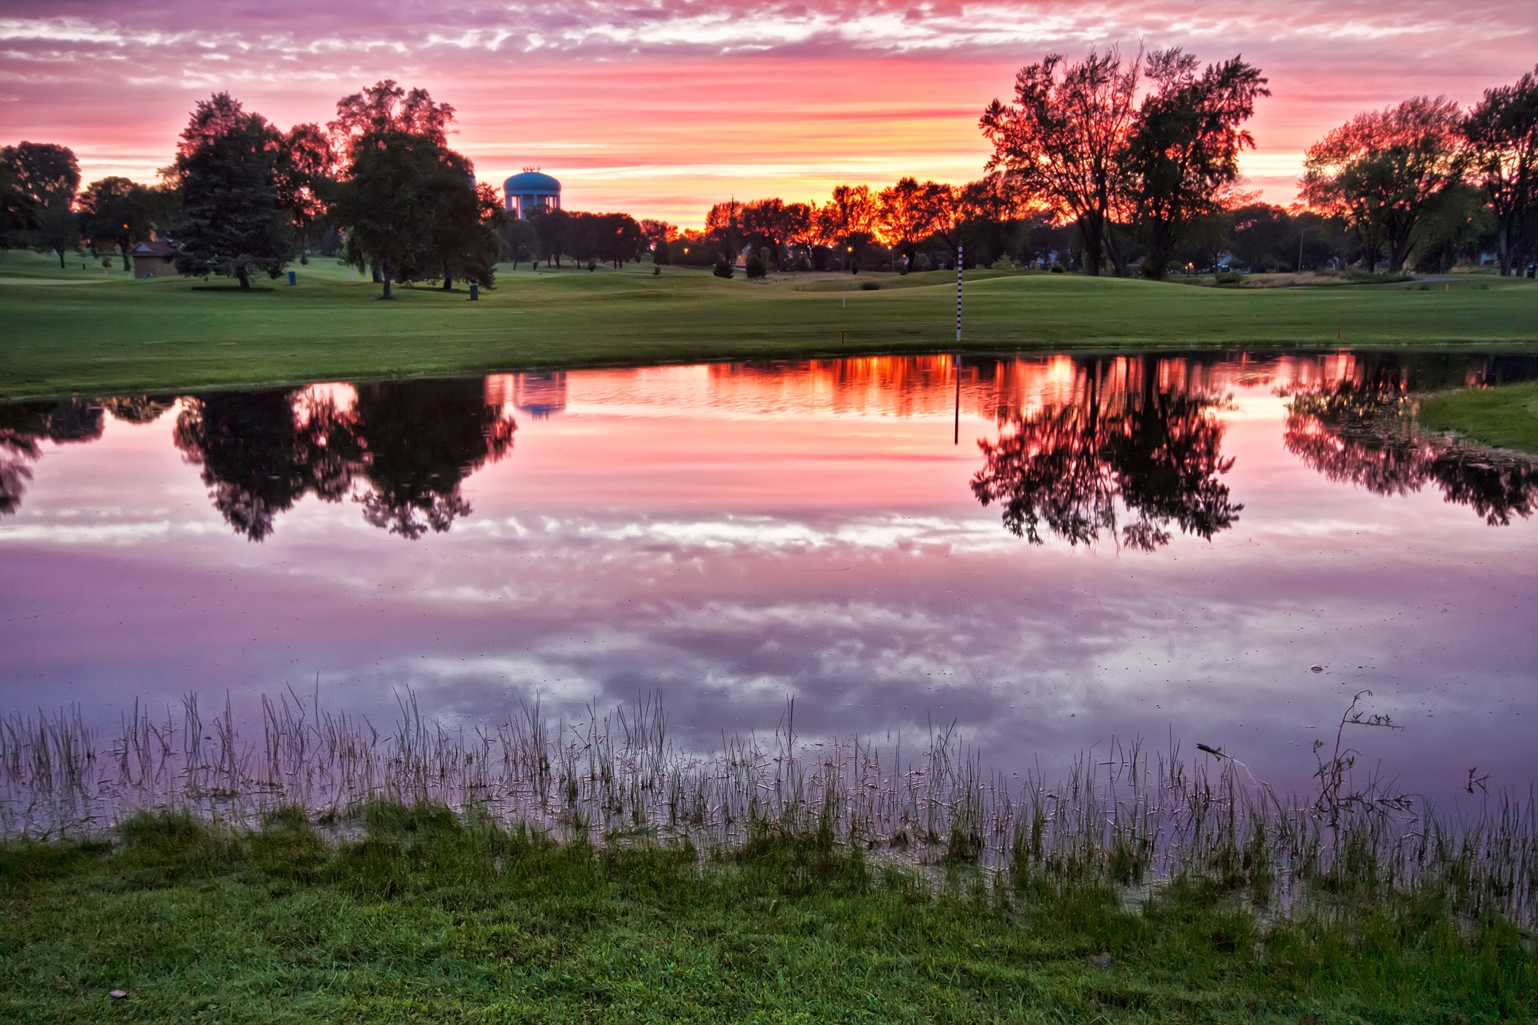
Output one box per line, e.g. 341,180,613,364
1285,381,1538,525
971,362,1241,549
350,380,516,540
0,399,104,516
174,391,355,541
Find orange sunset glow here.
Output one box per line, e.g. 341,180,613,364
3,2,1536,225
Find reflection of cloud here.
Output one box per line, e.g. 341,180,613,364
2,354,1538,802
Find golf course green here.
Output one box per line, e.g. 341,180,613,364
2,249,1535,401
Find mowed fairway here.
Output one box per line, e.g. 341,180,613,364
2,251,1536,398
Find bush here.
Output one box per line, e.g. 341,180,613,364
1215,270,1244,286
744,256,767,279
1050,263,1066,273
713,260,734,279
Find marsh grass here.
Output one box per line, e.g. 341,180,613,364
3,690,1535,935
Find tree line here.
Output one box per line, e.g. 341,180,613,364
664,53,1536,279
0,81,507,296
5,58,1535,284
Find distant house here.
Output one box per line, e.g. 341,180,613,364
130,239,180,279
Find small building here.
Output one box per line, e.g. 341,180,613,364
503,169,561,220
130,239,179,279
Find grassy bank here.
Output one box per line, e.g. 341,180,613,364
3,804,1534,1024
1,249,1535,399
1419,381,1538,455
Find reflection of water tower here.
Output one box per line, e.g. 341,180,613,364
514,372,568,420
503,169,561,219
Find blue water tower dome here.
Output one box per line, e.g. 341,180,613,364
503,168,561,219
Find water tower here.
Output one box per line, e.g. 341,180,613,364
503,169,561,219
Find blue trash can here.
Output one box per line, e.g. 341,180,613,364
286,270,296,286
469,283,479,301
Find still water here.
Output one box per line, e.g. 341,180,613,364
2,352,1536,802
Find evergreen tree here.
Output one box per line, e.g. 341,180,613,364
167,93,292,288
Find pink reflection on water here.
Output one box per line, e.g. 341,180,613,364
1,353,1535,803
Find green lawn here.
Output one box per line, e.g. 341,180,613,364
2,249,1535,399
2,807,1531,1024
1418,381,1538,455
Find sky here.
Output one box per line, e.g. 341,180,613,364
1,2,1535,226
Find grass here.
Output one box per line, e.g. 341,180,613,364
3,693,1535,1020
1,248,1535,400
2,804,1534,1023
1418,381,1538,455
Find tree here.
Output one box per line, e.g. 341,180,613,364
1228,203,1291,272
426,176,504,289
981,50,1140,276
971,358,1241,549
878,178,951,271
640,219,676,263
274,123,337,264
78,177,155,269
816,185,877,270
530,208,569,267
0,157,31,245
1301,96,1466,272
3,142,80,266
351,380,516,539
174,390,355,541
328,80,494,296
704,199,742,263
329,80,455,158
1464,65,1538,276
332,131,467,297
167,93,292,288
1124,50,1268,280
503,216,538,268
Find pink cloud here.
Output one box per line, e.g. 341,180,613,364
2,2,1534,223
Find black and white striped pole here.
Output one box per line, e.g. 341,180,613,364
954,244,962,444
956,244,963,343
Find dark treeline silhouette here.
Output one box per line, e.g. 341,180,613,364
521,209,644,270
173,380,516,541
3,80,503,294
970,358,1243,549
1284,372,1538,526
0,399,106,515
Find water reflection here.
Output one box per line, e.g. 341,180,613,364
170,380,516,541
2,352,1538,804
352,380,517,539
174,390,355,542
1284,368,1538,527
0,398,106,514
971,360,1241,549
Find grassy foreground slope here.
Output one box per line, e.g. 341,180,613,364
1,250,1535,399
1419,381,1538,454
2,807,1532,1024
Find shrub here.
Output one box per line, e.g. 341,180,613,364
745,256,767,279
1215,270,1244,286
1050,263,1066,273
713,260,734,279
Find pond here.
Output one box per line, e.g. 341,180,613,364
2,351,1536,808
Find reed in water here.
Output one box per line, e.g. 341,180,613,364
2,688,1533,929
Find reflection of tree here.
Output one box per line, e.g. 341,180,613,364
104,396,176,425
971,370,1241,549
173,380,516,541
0,400,104,516
174,391,356,541
351,380,516,539
1285,383,1538,526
